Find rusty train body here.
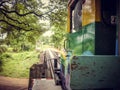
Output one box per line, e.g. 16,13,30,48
59,0,120,90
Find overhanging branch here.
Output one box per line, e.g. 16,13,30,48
0,19,34,32
0,8,34,16
0,5,56,18
0,19,20,29
1,11,23,24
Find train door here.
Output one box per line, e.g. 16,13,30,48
95,0,117,55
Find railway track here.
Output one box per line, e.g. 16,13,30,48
28,49,62,90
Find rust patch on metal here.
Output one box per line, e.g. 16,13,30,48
72,56,79,60
71,61,78,70
79,66,89,70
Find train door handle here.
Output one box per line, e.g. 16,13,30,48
64,39,70,51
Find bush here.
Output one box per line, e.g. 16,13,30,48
0,55,3,72
0,45,7,54
0,51,39,78
1,53,11,59
21,44,31,51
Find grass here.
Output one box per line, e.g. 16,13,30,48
0,51,40,78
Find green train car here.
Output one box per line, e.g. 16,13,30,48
60,0,120,90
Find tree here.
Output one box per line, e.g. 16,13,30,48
48,0,68,49
0,0,53,48
0,0,67,32
0,0,68,50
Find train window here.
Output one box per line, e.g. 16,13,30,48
71,0,83,33
101,0,117,26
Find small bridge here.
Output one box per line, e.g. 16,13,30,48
28,49,62,90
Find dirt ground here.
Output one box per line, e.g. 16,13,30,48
0,76,28,90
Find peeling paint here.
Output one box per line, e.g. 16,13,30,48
70,56,120,89
71,63,78,70
72,56,79,60
79,66,89,70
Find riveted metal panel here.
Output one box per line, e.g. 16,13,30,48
70,56,120,90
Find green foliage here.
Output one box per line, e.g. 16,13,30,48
0,0,68,50
0,51,39,78
21,44,30,51
48,0,67,49
0,0,47,49
0,52,11,72
0,45,7,54
0,0,69,79
1,53,11,59
0,57,3,72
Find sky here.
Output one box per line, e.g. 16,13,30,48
42,30,54,37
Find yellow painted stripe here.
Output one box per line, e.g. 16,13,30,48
67,0,101,29
82,0,101,26
95,0,101,22
82,0,95,26
67,7,71,33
